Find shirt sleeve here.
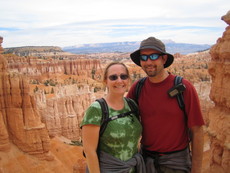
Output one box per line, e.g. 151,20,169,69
183,79,205,128
126,80,138,100
80,101,102,127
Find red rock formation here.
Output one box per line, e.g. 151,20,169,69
0,38,87,172
6,55,101,77
0,37,11,152
206,11,230,173
34,85,95,140
0,37,51,159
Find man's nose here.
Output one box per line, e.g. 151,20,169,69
145,57,153,63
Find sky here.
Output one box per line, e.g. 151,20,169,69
1,0,229,48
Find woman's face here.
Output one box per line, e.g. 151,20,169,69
105,64,129,95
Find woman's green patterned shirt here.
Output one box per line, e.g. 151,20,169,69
81,98,142,161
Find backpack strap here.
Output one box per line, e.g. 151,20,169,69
174,76,191,142
134,77,147,103
93,98,109,157
174,76,187,118
124,97,139,121
96,98,109,136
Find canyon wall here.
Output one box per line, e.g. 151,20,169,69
0,37,51,158
4,54,102,141
0,36,104,172
34,84,95,140
0,37,101,152
6,55,101,77
0,36,11,152
206,11,230,173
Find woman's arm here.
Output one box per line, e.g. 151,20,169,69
82,124,100,173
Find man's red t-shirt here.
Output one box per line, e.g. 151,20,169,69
127,74,205,152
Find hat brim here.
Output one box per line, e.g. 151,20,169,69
130,46,174,68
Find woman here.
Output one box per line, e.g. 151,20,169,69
81,62,145,173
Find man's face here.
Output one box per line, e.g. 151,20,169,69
140,49,167,77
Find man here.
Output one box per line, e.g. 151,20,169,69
127,37,204,173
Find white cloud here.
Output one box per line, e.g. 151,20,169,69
0,0,229,47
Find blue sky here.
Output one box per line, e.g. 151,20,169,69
0,0,229,48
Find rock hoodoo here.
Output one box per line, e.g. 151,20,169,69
207,10,230,173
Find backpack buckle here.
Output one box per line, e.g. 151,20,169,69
168,83,186,98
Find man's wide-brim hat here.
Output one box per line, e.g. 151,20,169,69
130,37,174,68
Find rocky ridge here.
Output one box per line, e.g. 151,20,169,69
204,11,230,173
4,46,70,57
0,37,51,159
0,37,102,172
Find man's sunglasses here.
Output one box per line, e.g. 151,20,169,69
140,53,164,61
108,74,129,81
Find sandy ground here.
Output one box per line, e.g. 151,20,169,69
0,137,86,173
0,133,213,173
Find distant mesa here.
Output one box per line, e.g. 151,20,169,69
3,46,73,57
4,40,212,56
62,41,211,55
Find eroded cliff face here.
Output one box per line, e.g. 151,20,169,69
0,36,10,152
0,37,51,159
34,84,95,140
3,44,103,142
206,11,230,173
0,37,94,172
6,55,101,77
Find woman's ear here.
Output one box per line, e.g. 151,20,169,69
103,80,107,89
103,79,107,85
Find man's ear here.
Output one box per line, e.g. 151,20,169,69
162,55,168,64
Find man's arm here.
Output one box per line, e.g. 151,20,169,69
190,125,204,173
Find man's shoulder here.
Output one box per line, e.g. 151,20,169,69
170,74,192,85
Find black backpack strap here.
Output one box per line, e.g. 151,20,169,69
83,98,108,158
104,110,135,122
174,76,191,142
100,98,139,124
124,97,139,121
174,76,186,117
134,77,147,103
96,98,109,136
93,98,109,157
